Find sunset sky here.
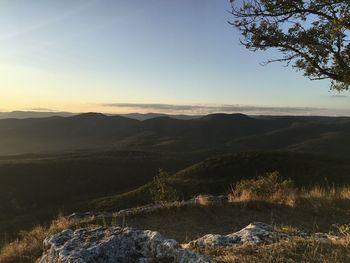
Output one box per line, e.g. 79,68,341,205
1,0,349,115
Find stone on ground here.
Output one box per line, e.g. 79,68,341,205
40,227,212,263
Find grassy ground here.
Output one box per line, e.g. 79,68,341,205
197,237,350,263
1,175,350,263
1,200,349,262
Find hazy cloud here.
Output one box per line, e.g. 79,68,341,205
101,103,350,116
26,107,56,112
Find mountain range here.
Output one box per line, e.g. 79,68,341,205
0,112,349,157
0,111,199,121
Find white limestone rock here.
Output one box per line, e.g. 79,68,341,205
40,227,212,263
67,200,195,221
184,222,288,248
314,232,341,242
194,195,228,206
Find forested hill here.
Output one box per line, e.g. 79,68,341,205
0,113,349,157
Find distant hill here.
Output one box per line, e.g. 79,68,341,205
0,112,349,156
121,113,200,121
0,111,200,121
0,111,74,119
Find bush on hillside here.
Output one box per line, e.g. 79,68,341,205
229,171,295,205
149,169,179,204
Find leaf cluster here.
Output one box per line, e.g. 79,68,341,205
230,0,350,90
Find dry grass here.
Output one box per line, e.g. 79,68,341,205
228,172,350,214
229,186,350,213
228,171,296,207
0,216,78,263
198,235,350,263
196,216,350,263
1,174,350,263
0,225,46,263
1,201,350,263
297,186,350,214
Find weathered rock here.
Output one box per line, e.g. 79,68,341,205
40,227,212,263
184,222,288,248
39,221,343,262
314,232,341,242
194,195,228,206
184,222,342,249
67,212,94,220
67,200,195,221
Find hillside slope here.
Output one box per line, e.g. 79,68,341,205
0,113,349,156
90,152,350,211
0,150,198,236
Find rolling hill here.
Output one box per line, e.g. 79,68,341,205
0,150,201,237
0,113,349,156
1,113,350,241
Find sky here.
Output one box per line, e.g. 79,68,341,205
1,0,350,116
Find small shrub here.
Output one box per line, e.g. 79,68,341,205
229,171,295,206
150,169,179,204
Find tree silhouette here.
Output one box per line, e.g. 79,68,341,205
150,169,178,204
230,0,350,91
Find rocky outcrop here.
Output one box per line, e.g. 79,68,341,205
67,195,229,222
184,222,340,249
67,195,234,222
184,222,286,248
194,195,228,206
40,215,342,263
68,200,195,221
314,232,340,242
39,227,212,263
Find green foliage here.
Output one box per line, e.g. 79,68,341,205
230,0,350,91
150,169,178,204
231,171,294,199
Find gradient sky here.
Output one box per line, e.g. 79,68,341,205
1,0,349,115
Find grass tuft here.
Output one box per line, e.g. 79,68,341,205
228,172,350,214
198,236,350,263
0,216,76,263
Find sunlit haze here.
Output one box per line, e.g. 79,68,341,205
1,0,350,115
